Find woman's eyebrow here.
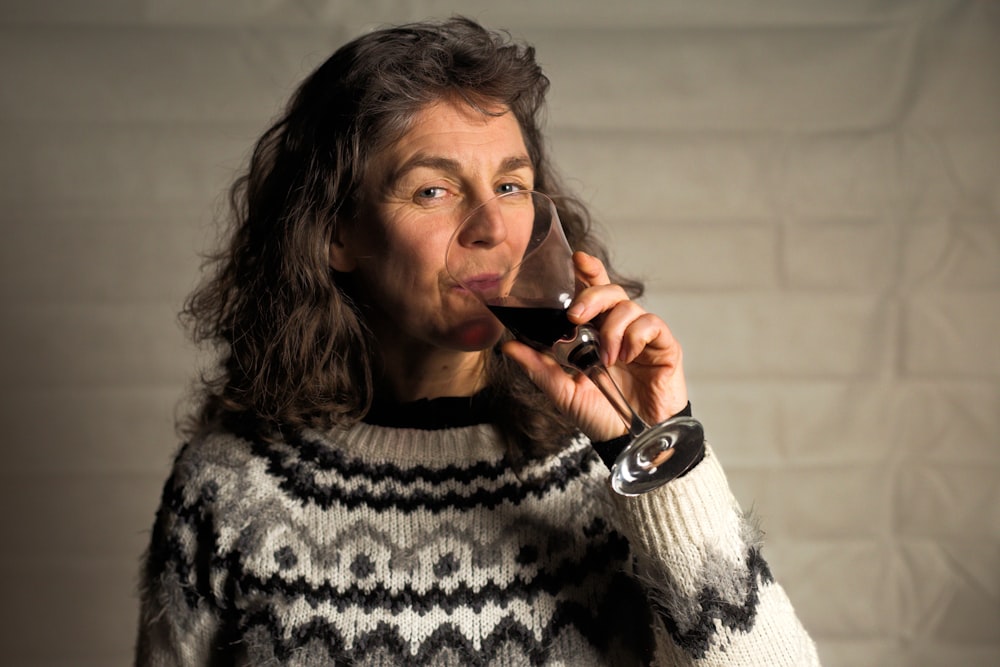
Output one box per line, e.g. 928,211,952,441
498,155,534,174
386,153,535,190
386,154,461,189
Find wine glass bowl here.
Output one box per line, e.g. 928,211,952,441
446,190,705,495
446,190,575,344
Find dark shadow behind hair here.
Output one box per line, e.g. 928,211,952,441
180,17,643,462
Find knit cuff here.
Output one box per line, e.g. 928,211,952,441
611,445,746,561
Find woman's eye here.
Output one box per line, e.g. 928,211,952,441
416,186,447,200
496,182,527,194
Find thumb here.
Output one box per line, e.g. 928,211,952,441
501,339,627,442
501,340,576,401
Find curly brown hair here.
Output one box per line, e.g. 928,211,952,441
181,17,642,460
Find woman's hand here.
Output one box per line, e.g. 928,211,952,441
501,251,689,442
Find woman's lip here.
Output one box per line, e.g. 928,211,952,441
461,274,503,292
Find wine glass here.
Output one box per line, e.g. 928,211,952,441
445,190,705,495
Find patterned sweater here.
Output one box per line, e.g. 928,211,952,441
135,401,819,666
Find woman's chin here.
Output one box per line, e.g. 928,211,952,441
447,318,506,351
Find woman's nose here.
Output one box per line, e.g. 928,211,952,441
460,198,508,247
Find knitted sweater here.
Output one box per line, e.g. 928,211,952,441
135,403,819,666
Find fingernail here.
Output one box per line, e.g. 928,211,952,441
567,303,585,320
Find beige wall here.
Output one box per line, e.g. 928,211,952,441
1,1,998,665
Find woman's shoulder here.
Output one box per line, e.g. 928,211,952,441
158,428,269,512
172,428,258,476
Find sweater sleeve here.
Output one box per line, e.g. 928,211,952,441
134,450,232,666
609,445,821,666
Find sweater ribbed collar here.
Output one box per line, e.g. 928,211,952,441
362,391,494,430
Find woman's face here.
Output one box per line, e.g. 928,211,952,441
330,98,536,355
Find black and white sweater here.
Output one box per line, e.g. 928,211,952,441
135,401,819,666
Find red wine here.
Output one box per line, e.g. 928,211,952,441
487,304,578,349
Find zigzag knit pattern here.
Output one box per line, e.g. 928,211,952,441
136,421,820,666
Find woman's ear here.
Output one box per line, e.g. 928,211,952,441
328,225,357,272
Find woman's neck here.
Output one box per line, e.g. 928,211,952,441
375,345,488,402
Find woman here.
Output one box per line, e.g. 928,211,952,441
136,17,820,666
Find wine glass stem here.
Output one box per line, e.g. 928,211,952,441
551,326,650,439
551,324,649,438
581,363,649,438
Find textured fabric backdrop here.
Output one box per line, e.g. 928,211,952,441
0,1,997,665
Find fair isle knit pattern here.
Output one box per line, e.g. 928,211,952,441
136,421,820,666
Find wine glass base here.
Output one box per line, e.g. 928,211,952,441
610,417,706,496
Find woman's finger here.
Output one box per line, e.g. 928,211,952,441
584,300,646,366
566,282,631,327
617,312,678,365
573,251,610,287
